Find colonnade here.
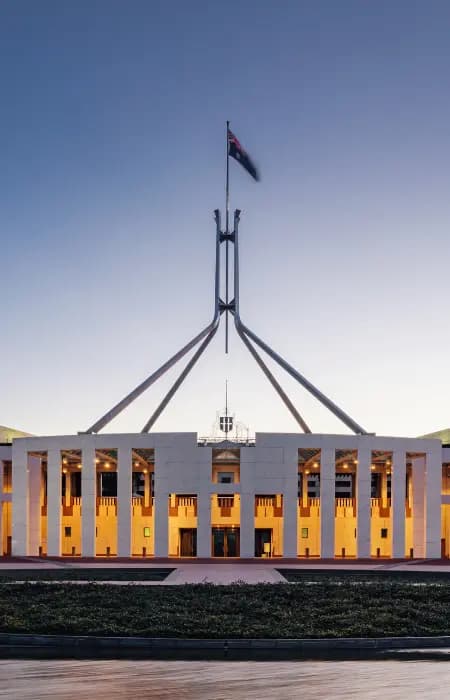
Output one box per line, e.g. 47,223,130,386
9,434,443,559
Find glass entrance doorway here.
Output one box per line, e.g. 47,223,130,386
212,527,240,557
179,528,197,557
255,528,272,557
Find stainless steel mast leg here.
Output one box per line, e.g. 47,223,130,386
141,324,219,432
84,210,223,434
85,321,218,433
236,323,311,433
231,209,368,436
239,322,368,435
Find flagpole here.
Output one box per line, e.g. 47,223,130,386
225,120,230,353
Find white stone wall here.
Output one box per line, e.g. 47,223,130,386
7,432,445,559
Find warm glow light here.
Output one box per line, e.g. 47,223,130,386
104,462,110,469
143,468,148,474
77,463,82,469
62,458,68,464
354,459,358,464
343,463,348,469
387,470,391,475
313,462,319,468
371,465,376,471
95,458,100,464
305,469,310,475
62,468,67,474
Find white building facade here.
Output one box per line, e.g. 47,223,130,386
1,431,450,559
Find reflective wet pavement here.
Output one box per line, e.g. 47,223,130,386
0,659,450,699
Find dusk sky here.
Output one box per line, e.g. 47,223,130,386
2,1,450,438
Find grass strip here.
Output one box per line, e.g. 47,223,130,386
278,569,450,583
0,568,174,582
1,580,450,638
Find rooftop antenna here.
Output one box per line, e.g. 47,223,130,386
84,123,368,436
219,380,233,437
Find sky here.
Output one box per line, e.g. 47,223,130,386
2,0,450,439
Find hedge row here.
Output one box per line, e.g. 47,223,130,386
1,580,450,638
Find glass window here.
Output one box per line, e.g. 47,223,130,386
381,528,388,539
143,527,151,538
132,472,145,497
218,471,234,484
301,528,309,539
71,472,81,498
101,471,117,497
64,527,71,537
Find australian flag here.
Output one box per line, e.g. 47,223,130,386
228,129,260,181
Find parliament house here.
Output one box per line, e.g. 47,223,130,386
1,426,450,560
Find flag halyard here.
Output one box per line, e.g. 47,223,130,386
228,129,260,181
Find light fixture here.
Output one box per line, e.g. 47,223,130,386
143,468,148,474
134,461,139,467
354,459,358,465
62,458,68,465
313,462,319,468
77,464,82,469
305,469,310,475
95,458,100,464
343,463,348,469
104,462,110,469
371,465,376,471
62,468,68,474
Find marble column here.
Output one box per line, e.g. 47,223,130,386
154,489,169,557
424,446,442,558
412,455,425,558
320,447,335,558
11,442,28,556
196,491,211,557
282,447,299,558
391,450,406,558
239,492,254,558
117,446,132,557
356,447,371,558
28,456,41,556
283,488,298,557
47,448,62,556
81,446,96,557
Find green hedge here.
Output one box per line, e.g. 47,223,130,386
1,580,450,638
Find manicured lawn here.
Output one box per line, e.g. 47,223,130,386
0,568,174,582
1,579,450,638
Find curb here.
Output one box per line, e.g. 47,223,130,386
1,632,450,651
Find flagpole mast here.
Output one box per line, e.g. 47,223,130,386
225,120,230,353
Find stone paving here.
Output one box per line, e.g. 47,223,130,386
1,557,450,584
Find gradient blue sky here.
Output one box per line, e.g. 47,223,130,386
2,1,450,438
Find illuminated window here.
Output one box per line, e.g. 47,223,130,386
144,527,151,538
301,528,309,539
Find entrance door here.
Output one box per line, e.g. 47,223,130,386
212,528,240,557
180,528,197,557
255,528,272,557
